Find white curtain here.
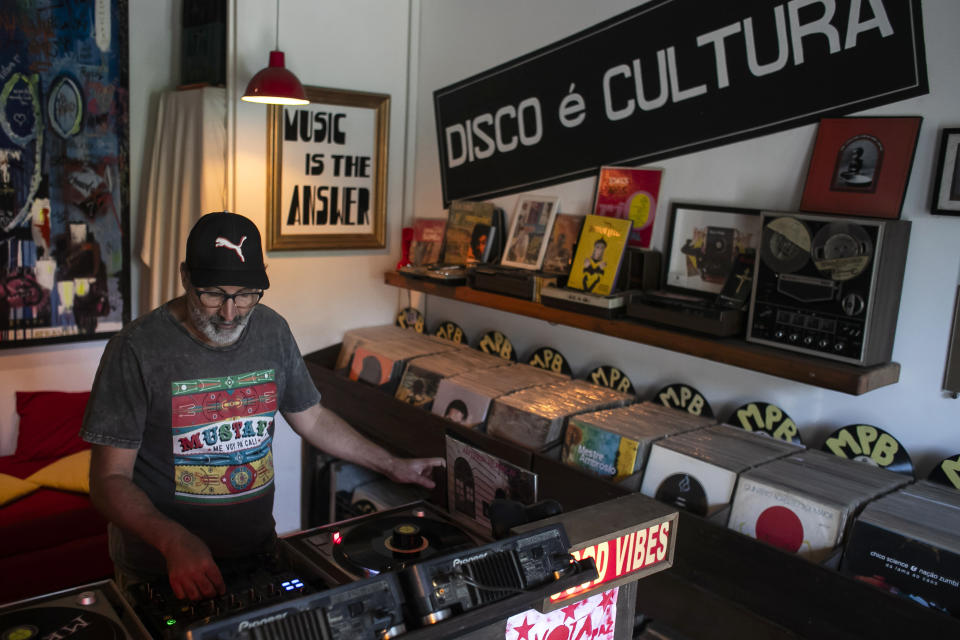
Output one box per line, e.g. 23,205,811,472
139,86,227,313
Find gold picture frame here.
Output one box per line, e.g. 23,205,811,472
267,86,389,250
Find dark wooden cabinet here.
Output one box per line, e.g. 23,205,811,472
303,345,958,638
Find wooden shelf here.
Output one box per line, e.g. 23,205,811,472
384,271,900,396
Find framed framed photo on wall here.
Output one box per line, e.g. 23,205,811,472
664,203,761,295
267,86,389,250
800,117,922,219
501,195,560,270
931,128,960,216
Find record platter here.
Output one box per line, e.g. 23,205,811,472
283,501,487,586
0,580,151,640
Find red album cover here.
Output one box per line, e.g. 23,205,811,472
593,166,663,248
409,218,446,265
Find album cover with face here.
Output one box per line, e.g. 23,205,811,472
445,435,538,535
432,380,495,428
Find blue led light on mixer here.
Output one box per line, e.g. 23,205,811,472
281,578,303,591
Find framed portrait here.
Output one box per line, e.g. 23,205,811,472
267,86,389,251
501,195,560,270
800,117,922,219
664,203,762,295
0,0,130,349
931,128,960,216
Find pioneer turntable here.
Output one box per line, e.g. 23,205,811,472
282,501,487,587
0,580,151,640
746,212,910,365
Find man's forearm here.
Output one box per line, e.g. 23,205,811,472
90,474,194,557
294,405,400,477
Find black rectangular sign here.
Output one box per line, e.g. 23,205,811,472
433,0,928,206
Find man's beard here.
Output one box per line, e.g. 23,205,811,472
189,305,254,346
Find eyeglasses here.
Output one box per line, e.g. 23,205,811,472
194,288,264,309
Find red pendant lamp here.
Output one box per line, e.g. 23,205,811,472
241,0,309,105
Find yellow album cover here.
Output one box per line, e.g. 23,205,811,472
567,215,632,295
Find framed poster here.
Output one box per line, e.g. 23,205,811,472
664,203,761,295
501,195,559,270
931,128,960,216
0,0,130,349
800,117,922,219
267,86,389,250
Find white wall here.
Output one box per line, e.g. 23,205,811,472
410,0,960,477
0,0,180,453
232,0,416,532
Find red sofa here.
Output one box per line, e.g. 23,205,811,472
0,391,112,604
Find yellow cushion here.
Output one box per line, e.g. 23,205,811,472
26,449,91,493
0,473,39,506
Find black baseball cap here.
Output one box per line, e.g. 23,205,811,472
185,212,270,289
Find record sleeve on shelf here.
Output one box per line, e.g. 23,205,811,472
567,215,632,296
561,402,712,489
348,335,457,393
336,324,413,371
409,217,446,266
593,166,663,248
541,213,585,275
432,364,568,430
501,195,560,270
840,480,960,618
640,425,801,521
445,435,538,535
727,449,909,564
486,379,633,451
394,348,506,409
443,200,504,266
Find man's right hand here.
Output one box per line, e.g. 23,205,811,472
164,530,226,601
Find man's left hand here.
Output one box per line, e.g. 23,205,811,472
387,457,445,489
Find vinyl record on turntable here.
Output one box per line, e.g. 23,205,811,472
811,222,873,281
760,216,811,274
333,514,474,577
821,424,914,476
1,606,127,640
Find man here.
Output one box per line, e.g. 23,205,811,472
81,211,443,601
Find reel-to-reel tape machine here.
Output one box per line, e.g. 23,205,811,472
746,212,910,366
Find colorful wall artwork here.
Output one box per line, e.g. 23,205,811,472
0,0,130,348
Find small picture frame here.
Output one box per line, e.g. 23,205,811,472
501,195,560,270
800,116,922,219
931,128,960,216
664,203,762,295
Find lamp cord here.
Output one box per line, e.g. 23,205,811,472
274,0,280,50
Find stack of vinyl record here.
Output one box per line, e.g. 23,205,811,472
431,363,569,429
727,449,911,563
336,324,417,370
394,348,511,408
486,379,634,452
640,424,802,521
347,335,460,393
562,401,716,489
841,480,960,618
